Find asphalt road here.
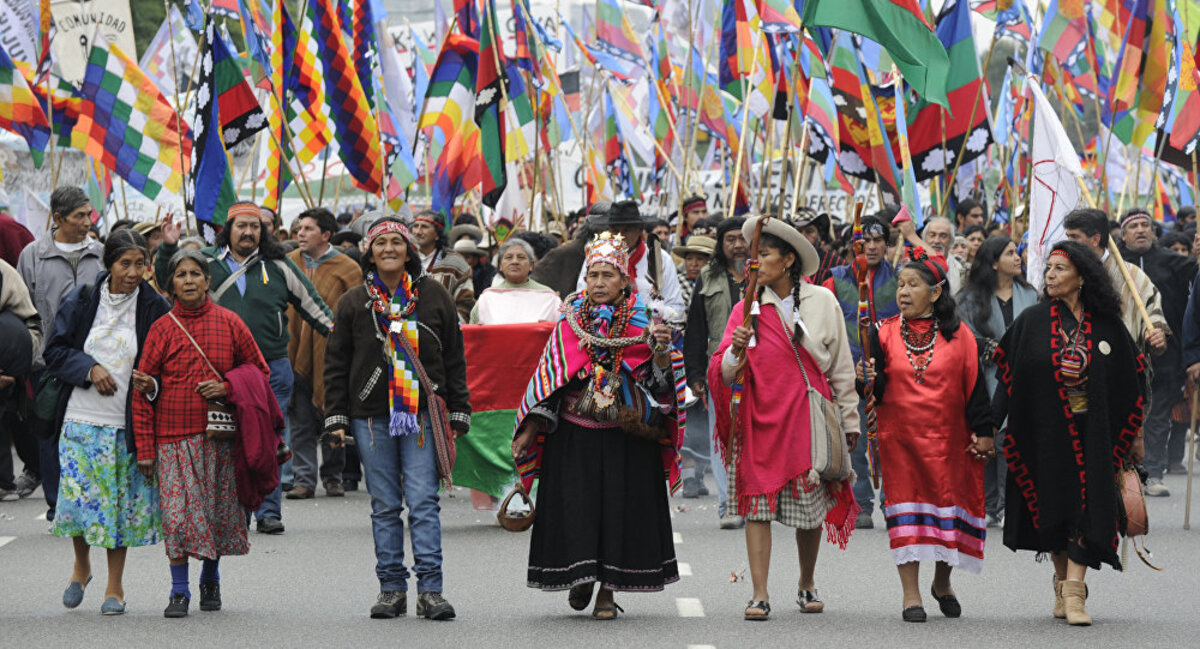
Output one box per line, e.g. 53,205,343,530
2,468,1198,649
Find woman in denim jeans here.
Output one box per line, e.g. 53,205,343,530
323,218,471,621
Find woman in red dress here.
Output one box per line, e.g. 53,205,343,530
858,248,994,623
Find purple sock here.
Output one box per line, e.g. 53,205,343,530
170,563,190,598
200,558,220,584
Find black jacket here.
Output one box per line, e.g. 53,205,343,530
42,273,171,452
1119,243,1198,386
323,276,471,433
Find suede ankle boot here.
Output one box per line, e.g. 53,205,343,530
1060,580,1091,626
1052,575,1065,619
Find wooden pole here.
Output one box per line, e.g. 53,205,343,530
725,54,759,220
1186,387,1197,530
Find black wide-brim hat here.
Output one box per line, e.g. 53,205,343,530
591,199,652,227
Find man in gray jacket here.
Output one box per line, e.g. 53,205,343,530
16,187,104,519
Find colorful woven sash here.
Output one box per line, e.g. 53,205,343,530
369,272,421,436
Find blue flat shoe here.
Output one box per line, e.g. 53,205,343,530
62,576,92,609
101,597,126,615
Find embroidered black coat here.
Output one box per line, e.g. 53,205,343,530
993,300,1147,570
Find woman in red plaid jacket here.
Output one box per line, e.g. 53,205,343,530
133,249,270,619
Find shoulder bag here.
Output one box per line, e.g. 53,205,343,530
167,312,237,440
785,330,853,482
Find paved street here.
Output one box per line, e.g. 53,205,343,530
2,468,1198,648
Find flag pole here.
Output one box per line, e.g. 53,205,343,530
936,36,997,217
165,0,194,232
726,50,760,220
1074,175,1154,331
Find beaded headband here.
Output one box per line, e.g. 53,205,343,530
368,220,414,247
906,246,948,285
584,232,630,276
1048,249,1071,261
1120,210,1152,227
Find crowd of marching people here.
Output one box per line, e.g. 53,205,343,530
1,185,1197,625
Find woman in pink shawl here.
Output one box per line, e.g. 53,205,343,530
512,233,686,621
709,216,862,621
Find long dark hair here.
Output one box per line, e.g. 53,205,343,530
756,232,806,341
900,261,962,340
214,214,288,260
709,216,746,271
1044,240,1121,316
958,235,1030,338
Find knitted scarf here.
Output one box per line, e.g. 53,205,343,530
367,271,421,436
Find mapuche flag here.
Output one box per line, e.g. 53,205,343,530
903,0,993,182
476,0,508,209
802,0,950,108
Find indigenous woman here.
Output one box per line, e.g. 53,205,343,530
956,235,1038,527
324,217,470,621
858,248,994,623
133,250,270,618
709,216,861,621
45,230,170,615
512,232,685,620
993,240,1146,627
468,238,561,325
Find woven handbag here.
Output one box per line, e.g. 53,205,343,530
168,313,236,441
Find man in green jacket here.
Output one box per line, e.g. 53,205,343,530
156,203,334,535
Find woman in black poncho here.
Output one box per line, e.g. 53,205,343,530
993,240,1147,628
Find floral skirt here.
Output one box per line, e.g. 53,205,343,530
53,421,161,548
157,434,248,561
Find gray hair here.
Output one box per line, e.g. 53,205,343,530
178,235,206,252
924,216,956,238
497,238,537,264
166,249,211,289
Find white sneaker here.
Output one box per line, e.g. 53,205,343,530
1144,477,1170,497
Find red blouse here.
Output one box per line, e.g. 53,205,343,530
133,297,269,461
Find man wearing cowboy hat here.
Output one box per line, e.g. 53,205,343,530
574,200,685,323
1118,208,1197,496
793,207,840,286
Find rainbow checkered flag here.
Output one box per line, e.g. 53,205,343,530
72,33,192,207
0,43,51,167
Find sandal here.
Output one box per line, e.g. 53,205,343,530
569,583,595,611
592,602,623,620
930,585,961,618
797,588,824,613
744,600,770,621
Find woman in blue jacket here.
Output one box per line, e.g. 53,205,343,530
43,229,170,615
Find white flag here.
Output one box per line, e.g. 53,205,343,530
380,31,417,150
138,5,199,97
1025,76,1083,292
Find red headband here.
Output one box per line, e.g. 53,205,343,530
906,246,948,285
1120,211,1151,227
368,220,413,245
414,213,444,231
1048,249,1071,261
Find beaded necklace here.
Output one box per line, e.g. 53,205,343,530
900,316,938,384
566,292,642,409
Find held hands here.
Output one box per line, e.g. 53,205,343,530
137,459,155,478
0,374,13,390
968,434,995,462
131,370,155,395
690,381,707,409
196,380,227,400
729,325,754,353
90,364,118,396
856,359,877,383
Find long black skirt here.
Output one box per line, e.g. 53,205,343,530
527,416,679,592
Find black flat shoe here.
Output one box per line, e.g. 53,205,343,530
256,517,285,535
199,582,221,611
930,585,961,618
902,605,927,623
797,589,824,613
592,602,623,620
569,583,595,611
164,593,190,618
744,600,770,621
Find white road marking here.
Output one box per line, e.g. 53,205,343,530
676,598,705,618
0,536,15,549
687,646,716,649
678,562,693,576
35,512,46,521
673,532,683,544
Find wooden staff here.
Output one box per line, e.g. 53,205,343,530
1075,176,1154,331
1187,387,1198,530
851,200,880,488
728,211,769,422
